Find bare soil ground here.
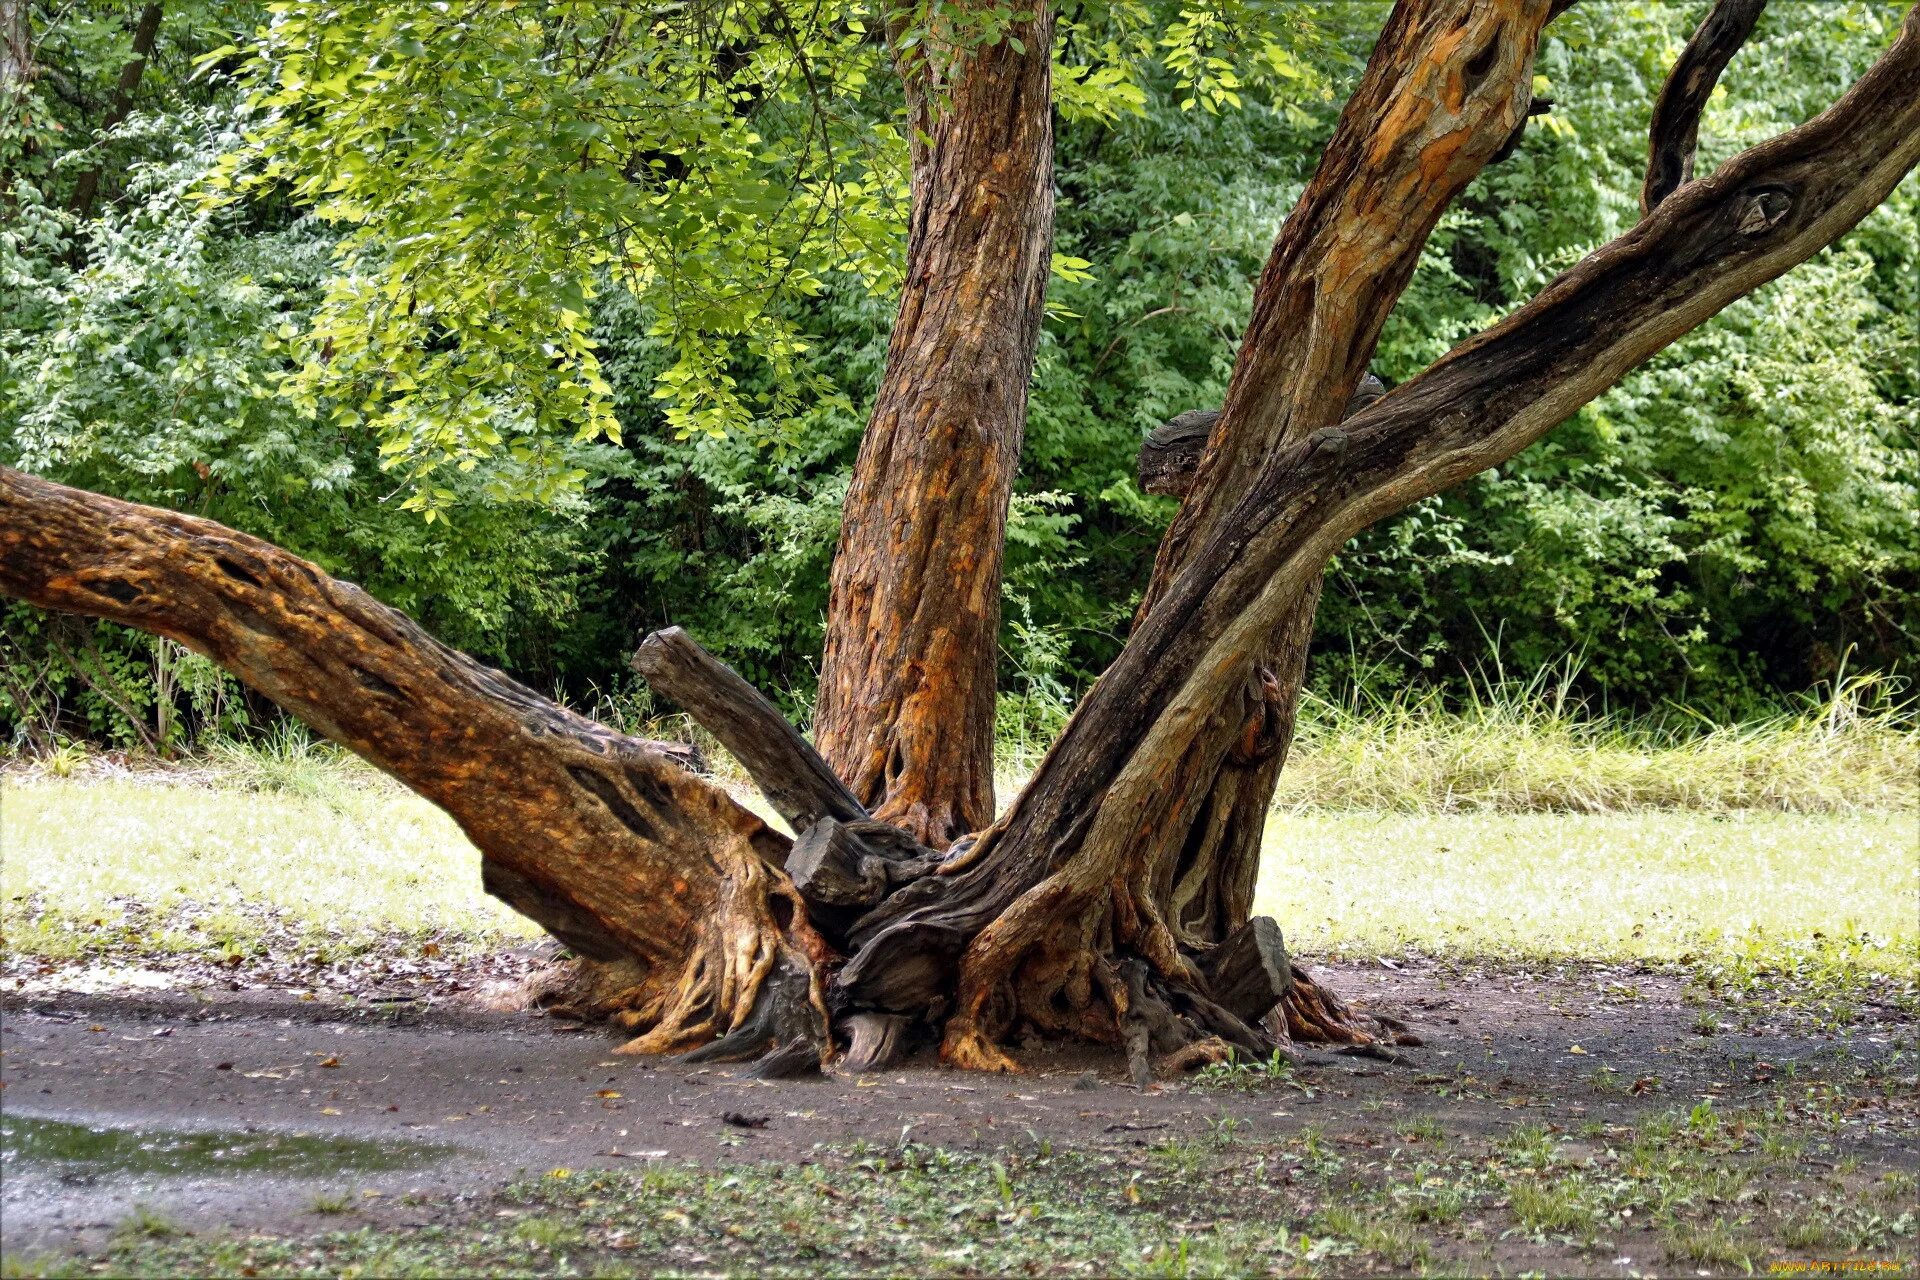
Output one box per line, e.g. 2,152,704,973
3,953,1914,1277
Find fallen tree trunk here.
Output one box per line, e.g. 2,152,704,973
0,468,829,1062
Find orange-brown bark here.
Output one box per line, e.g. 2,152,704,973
1124,0,1559,1042
902,0,1920,1071
5,1,1915,1083
0,466,827,1059
812,4,1056,848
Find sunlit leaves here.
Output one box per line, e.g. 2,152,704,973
206,0,908,507
203,0,1338,508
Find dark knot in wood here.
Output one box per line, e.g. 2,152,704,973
1736,186,1793,236
1137,372,1385,498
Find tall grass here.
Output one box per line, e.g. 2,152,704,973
205,720,373,799
1272,668,1915,814
11,662,1911,817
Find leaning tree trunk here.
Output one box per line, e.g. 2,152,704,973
811,1,1055,848
1103,0,1777,1051
1122,0,1561,1048
0,469,833,1065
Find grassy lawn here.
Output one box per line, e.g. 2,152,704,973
3,754,1914,977
1256,809,1918,969
1,769,537,963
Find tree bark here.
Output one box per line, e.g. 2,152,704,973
1,0,31,93
0,467,830,1062
812,2,1056,848
896,0,1920,1071
1113,0,1560,1047
3,1,1913,1082
1643,0,1768,214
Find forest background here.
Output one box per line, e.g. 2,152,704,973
4,0,1915,756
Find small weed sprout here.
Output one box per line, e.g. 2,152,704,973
1190,1048,1298,1093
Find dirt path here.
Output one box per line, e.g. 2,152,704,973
6,958,1911,1259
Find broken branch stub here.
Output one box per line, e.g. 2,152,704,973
1198,916,1294,1026
631,626,868,838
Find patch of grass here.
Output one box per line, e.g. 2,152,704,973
0,771,537,963
33,1145,1328,1279
1188,1049,1300,1093
508,1215,585,1250
1312,1204,1434,1270
1274,670,1916,814
1255,808,1920,976
1505,1173,1603,1240
21,1075,1918,1280
1779,1213,1839,1250
1683,927,1920,1030
1388,1169,1468,1225
1662,1217,1755,1270
113,1205,179,1241
1499,1123,1561,1170
205,722,369,799
1394,1115,1449,1145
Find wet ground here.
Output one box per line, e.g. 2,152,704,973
4,956,1913,1263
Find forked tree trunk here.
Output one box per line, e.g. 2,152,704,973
1121,0,1561,1050
812,3,1056,848
908,2,1920,1071
1111,0,1776,1051
5,1,1914,1080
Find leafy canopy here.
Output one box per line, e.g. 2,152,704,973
209,0,1336,515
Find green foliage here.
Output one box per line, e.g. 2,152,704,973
2,23,602,747
206,0,1338,514
2,0,1915,747
1340,2,1920,706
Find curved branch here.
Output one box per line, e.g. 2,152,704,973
1138,375,1385,498
1643,0,1768,214
0,468,822,1052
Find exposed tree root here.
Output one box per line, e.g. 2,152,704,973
1275,964,1421,1047
616,858,830,1058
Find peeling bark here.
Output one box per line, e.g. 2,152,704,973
0,467,828,1061
813,3,1056,847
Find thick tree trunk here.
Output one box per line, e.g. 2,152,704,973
0,467,830,1063
812,4,1055,848
1116,0,1560,1048
4,2,1912,1083
843,0,1920,1072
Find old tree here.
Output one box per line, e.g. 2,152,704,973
4,0,1917,1077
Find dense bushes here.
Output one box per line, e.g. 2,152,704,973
2,1,1915,751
